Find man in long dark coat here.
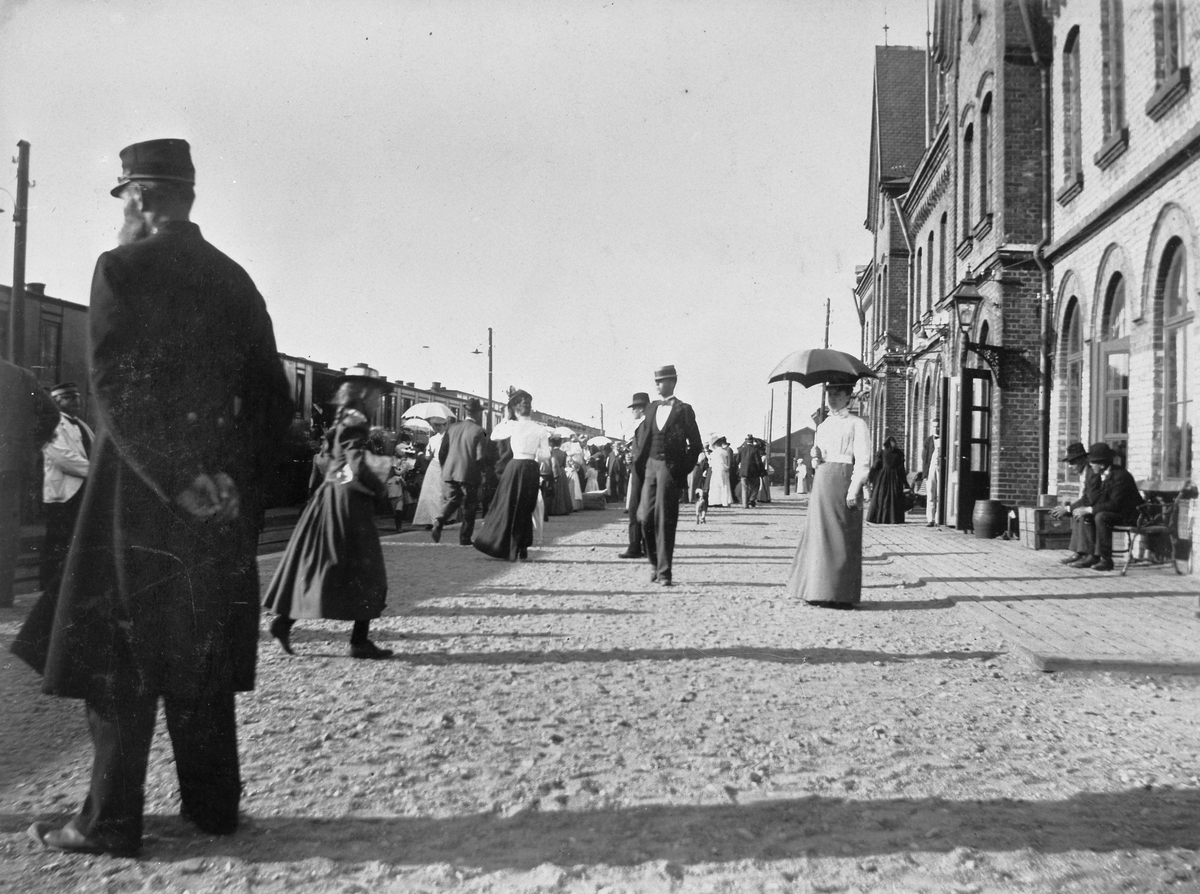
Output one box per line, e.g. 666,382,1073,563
15,139,292,857
433,397,488,545
634,366,703,585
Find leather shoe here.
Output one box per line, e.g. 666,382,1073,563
430,519,443,543
1070,555,1100,568
181,806,237,836
650,570,658,583
925,522,936,527
1091,558,1115,572
617,550,644,559
269,616,294,655
350,641,393,660
658,575,672,587
28,821,141,858
1059,552,1083,565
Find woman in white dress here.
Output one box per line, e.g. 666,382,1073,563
784,383,871,608
564,441,585,510
474,390,550,561
707,437,734,507
411,420,447,528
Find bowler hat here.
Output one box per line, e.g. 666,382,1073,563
653,364,678,381
507,389,532,408
1086,442,1115,464
50,382,80,397
1063,441,1087,463
465,398,482,414
628,392,649,408
110,138,195,197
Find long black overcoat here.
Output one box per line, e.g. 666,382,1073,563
12,221,292,701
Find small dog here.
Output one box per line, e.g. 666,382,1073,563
694,488,708,524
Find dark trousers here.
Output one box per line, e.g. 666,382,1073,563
72,686,241,849
638,458,680,579
40,490,83,594
437,480,479,543
741,475,759,507
1093,511,1128,559
626,468,645,556
1069,513,1096,554
0,472,20,608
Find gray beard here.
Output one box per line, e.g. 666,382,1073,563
118,216,152,245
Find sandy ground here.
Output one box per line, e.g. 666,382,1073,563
2,494,1200,894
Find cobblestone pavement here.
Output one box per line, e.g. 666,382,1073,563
2,494,1200,893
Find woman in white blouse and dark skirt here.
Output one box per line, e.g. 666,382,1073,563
784,382,871,609
473,389,550,561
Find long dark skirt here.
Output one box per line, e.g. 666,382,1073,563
867,467,907,524
473,459,541,560
785,462,863,604
263,480,387,621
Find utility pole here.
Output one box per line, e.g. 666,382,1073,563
487,327,493,430
8,140,30,366
599,404,604,434
766,391,774,491
785,382,792,495
821,297,831,409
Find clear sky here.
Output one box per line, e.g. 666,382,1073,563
0,0,930,441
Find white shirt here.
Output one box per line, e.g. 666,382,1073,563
492,418,550,461
655,396,678,431
811,408,871,501
43,415,92,503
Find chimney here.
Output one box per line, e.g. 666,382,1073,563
26,282,45,296
431,381,442,391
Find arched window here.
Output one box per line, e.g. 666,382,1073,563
1099,273,1130,458
926,231,935,314
1100,0,1126,142
979,94,992,217
1161,240,1192,477
915,247,923,323
1062,28,1083,190
962,124,974,238
938,213,948,303
1062,297,1084,445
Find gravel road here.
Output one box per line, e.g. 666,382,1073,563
2,495,1199,893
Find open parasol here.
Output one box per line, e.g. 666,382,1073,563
586,435,612,448
400,418,433,433
401,401,457,423
550,426,576,438
767,349,876,388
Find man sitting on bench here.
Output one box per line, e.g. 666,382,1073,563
1069,442,1141,572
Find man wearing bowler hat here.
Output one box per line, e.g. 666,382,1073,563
1067,442,1142,571
633,366,703,584
618,391,651,559
433,397,488,545
16,138,293,857
1051,441,1100,565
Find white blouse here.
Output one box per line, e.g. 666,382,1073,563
811,409,872,500
491,418,550,462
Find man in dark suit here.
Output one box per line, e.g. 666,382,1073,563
432,397,488,545
1070,442,1142,572
618,392,650,559
1051,441,1100,564
736,434,764,508
16,139,292,857
0,359,61,608
634,366,703,585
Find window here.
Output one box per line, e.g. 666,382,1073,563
938,213,948,302
926,231,935,314
1158,0,1185,83
915,247,923,323
1063,298,1084,446
1161,240,1192,477
979,94,992,217
1099,273,1130,458
294,369,306,418
962,124,974,238
1060,28,1084,197
1100,0,1126,140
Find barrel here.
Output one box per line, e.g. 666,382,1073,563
972,499,1008,539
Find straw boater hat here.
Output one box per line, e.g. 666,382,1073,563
338,364,392,392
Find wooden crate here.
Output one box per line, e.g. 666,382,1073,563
1018,506,1072,550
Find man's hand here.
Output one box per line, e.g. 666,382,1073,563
1072,506,1092,518
1050,505,1068,519
176,472,241,522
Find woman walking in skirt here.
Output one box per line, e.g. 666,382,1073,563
264,366,394,659
474,389,549,562
784,382,871,609
866,435,909,524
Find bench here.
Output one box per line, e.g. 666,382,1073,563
1111,479,1196,576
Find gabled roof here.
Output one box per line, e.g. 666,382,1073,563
866,45,929,231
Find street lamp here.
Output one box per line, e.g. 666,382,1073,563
949,277,1024,387
471,328,494,429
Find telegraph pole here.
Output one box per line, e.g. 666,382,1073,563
487,327,494,430
821,297,831,408
8,140,30,366
785,382,792,495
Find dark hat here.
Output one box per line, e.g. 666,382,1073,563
111,139,195,197
1086,442,1115,464
465,398,483,414
628,392,650,408
654,364,678,381
50,382,80,397
507,389,532,408
1064,441,1087,463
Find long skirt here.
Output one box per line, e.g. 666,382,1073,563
551,473,574,515
784,462,862,605
866,468,907,524
568,467,584,510
474,459,541,561
263,481,386,621
758,477,772,503
412,457,444,526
